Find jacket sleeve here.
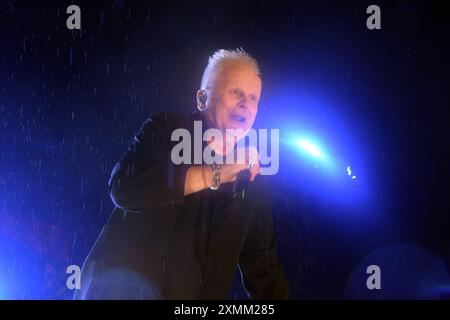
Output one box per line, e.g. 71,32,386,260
108,114,189,211
238,177,290,300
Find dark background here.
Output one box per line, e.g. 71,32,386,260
0,0,449,299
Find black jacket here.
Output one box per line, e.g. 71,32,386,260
74,111,289,299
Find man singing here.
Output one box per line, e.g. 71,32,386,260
75,48,289,299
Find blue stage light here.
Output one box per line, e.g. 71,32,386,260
296,139,323,158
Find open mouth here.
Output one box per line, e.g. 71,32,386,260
230,115,246,123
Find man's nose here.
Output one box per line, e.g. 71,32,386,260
237,94,248,109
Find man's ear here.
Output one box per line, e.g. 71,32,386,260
196,89,207,111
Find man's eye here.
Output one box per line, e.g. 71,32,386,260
231,89,241,97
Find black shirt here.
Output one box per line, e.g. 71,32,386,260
75,111,289,300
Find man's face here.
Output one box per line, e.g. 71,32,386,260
203,61,262,135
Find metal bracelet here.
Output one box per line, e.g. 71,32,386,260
210,163,221,190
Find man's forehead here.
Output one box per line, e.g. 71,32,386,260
212,61,261,88
219,61,258,77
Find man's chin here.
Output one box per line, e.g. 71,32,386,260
224,126,250,142
225,122,249,132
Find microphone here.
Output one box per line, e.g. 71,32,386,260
232,163,253,199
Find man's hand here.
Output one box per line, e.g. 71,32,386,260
220,146,261,183
184,146,261,196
